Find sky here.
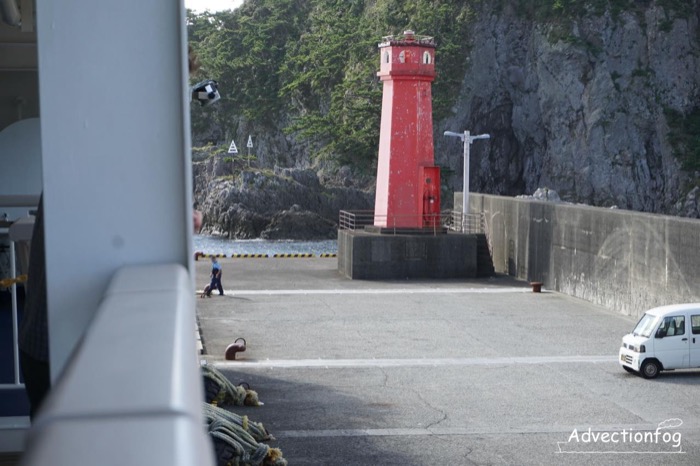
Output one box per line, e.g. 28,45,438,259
185,0,243,13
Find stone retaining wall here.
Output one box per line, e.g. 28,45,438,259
461,193,700,317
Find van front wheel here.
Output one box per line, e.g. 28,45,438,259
641,360,660,379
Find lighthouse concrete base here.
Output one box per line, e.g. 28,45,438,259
337,229,477,280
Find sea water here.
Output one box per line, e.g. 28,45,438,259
193,235,337,256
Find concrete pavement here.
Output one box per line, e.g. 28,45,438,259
195,257,700,465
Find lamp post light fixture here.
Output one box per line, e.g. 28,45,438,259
443,130,490,232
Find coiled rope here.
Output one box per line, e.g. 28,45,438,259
203,403,286,466
203,402,271,443
202,363,263,407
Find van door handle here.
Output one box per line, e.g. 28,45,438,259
682,338,688,341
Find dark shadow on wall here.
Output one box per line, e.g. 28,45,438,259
527,202,552,284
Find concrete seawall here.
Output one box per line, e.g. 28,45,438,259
461,193,700,317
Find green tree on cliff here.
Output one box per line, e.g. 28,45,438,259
188,0,472,171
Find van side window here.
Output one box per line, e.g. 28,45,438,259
660,316,685,337
692,315,700,335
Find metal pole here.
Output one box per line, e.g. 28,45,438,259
10,240,20,384
462,130,470,233
444,130,490,233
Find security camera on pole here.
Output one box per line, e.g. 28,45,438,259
443,130,490,232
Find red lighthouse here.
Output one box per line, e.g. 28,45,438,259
338,31,475,280
374,31,440,229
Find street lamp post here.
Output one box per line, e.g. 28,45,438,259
443,130,490,232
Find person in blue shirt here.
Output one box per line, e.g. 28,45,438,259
206,256,224,297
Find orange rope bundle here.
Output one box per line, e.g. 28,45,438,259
0,274,27,288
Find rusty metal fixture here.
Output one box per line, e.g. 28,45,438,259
225,337,246,360
530,282,543,293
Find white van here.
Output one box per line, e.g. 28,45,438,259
619,303,700,379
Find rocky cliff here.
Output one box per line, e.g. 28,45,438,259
193,154,374,239
192,2,700,239
436,3,699,214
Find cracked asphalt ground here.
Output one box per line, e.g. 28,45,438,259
196,257,700,465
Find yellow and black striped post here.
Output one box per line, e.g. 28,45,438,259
196,252,227,260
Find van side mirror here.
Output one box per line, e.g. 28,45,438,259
655,328,665,339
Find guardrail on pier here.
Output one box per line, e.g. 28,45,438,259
339,210,484,234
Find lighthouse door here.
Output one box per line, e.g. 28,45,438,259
420,166,440,228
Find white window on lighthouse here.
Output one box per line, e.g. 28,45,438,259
399,51,405,63
384,51,390,64
423,51,432,64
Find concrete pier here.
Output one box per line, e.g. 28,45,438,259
195,257,700,465
337,229,477,279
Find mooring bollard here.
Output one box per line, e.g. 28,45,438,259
530,282,543,293
225,338,247,360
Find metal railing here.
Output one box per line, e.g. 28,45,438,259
339,210,448,235
445,211,486,234
338,210,375,230
339,210,485,235
0,197,39,393
0,197,40,453
18,264,214,466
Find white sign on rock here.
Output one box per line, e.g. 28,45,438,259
228,140,238,154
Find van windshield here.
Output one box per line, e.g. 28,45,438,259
633,313,659,338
